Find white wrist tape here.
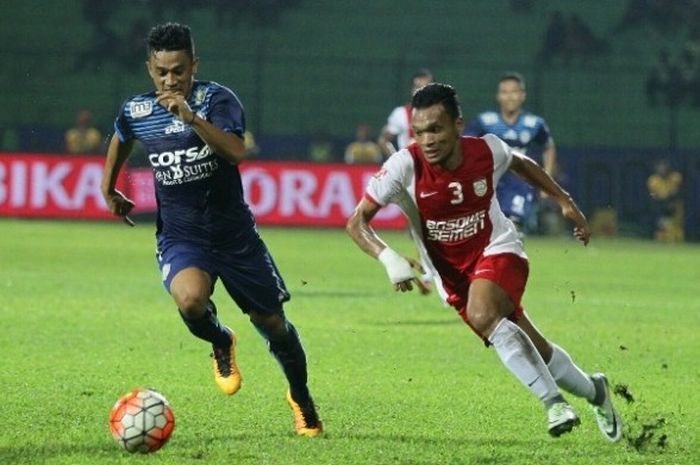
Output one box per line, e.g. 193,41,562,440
377,247,414,284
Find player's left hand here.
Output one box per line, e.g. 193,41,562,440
559,198,590,245
156,91,195,124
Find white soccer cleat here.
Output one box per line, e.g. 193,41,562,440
590,373,623,442
547,401,580,437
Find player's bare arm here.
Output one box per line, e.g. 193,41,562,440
346,198,421,292
539,138,558,199
510,151,590,245
101,134,135,225
543,138,557,177
155,91,246,165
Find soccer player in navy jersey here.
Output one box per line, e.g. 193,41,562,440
347,83,622,441
101,22,322,437
464,72,557,233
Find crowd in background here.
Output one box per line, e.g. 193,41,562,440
0,0,694,242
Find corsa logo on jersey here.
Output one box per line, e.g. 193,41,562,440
148,145,211,167
425,210,486,242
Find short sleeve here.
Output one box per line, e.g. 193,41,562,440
533,118,552,146
366,150,412,206
386,106,406,136
209,87,246,138
483,133,513,180
113,101,133,143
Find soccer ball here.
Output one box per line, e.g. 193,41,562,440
109,388,175,453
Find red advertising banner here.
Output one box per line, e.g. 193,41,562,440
0,154,405,228
127,162,406,228
0,152,127,219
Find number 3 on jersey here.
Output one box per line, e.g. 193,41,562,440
448,182,463,205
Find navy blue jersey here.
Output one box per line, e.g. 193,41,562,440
465,110,552,227
464,110,551,164
114,80,259,249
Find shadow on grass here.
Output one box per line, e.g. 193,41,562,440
0,432,285,463
331,431,637,464
368,319,460,326
293,289,387,298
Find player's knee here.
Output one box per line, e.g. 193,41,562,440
465,301,501,336
249,311,286,337
172,289,208,318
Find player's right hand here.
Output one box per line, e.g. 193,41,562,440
378,247,417,292
104,189,135,226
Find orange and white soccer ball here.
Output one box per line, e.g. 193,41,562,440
109,388,175,453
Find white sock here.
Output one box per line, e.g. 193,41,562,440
546,344,596,402
489,318,561,403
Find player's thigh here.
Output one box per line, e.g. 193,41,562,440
466,253,529,333
216,244,290,315
156,242,215,311
466,279,515,334
170,267,213,312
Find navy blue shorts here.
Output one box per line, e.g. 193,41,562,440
496,172,535,224
156,240,290,315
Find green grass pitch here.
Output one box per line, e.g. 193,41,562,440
0,218,697,464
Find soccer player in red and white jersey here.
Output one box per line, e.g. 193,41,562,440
378,69,434,157
347,83,622,441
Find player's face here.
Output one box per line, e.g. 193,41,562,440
412,104,463,166
496,79,525,114
146,50,199,97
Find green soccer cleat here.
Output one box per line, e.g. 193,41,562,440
590,373,623,442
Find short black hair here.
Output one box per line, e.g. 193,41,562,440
147,22,195,58
499,71,526,90
411,83,462,121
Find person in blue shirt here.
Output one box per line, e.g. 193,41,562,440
464,72,557,232
101,22,322,437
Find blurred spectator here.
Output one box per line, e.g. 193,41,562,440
647,159,684,241
243,130,261,158
65,109,103,154
119,20,150,72
645,49,683,107
565,14,609,61
378,68,433,157
678,48,700,106
539,11,568,65
344,123,383,164
308,131,336,163
614,0,689,36
1,127,19,151
509,0,534,14
539,12,608,66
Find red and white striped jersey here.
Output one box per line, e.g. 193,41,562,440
365,134,526,303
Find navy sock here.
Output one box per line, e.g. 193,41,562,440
255,319,310,404
179,300,231,348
